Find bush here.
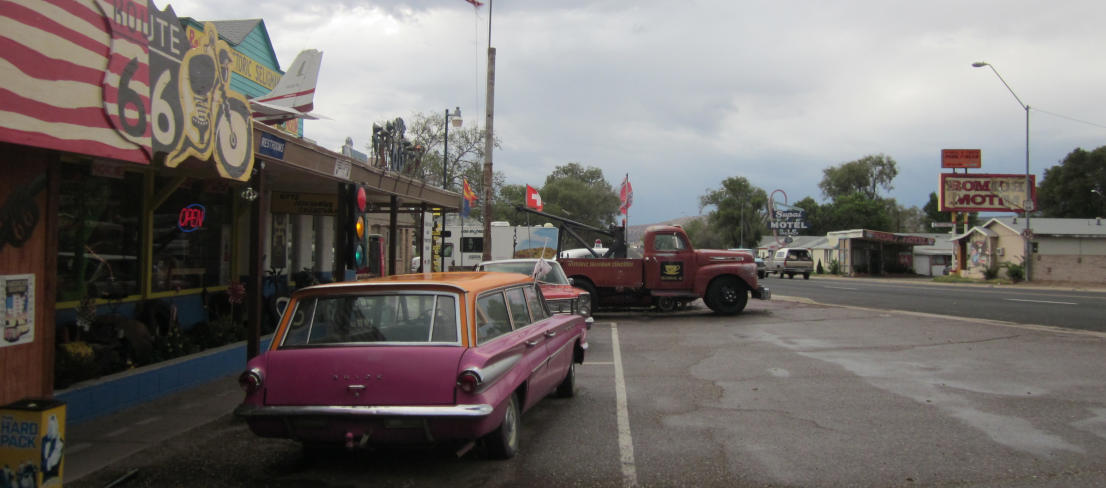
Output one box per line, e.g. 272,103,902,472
828,259,841,275
1004,262,1025,282
816,261,825,274
55,341,98,389
982,266,999,280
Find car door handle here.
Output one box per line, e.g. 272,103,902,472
347,385,366,391
525,340,540,347
544,330,557,338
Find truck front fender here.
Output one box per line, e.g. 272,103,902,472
693,264,758,298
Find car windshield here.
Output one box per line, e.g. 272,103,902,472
479,261,569,285
279,293,459,347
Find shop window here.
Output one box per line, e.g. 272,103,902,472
152,177,232,292
57,164,142,302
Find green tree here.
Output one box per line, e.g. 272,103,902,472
492,184,529,224
822,193,894,231
402,111,499,192
792,196,825,235
698,176,769,248
538,163,621,228
922,192,979,232
819,154,898,200
1038,146,1106,217
682,217,727,249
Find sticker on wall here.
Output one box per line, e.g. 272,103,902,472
0,174,46,251
1,274,35,347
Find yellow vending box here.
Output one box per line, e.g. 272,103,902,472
1,398,65,488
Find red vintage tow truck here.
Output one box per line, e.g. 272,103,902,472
518,206,770,315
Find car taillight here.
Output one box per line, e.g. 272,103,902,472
238,368,263,393
457,370,482,394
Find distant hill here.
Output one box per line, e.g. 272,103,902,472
626,215,705,244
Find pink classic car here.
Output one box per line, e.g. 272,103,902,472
234,272,588,459
474,258,593,326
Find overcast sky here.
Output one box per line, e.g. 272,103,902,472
168,0,1106,224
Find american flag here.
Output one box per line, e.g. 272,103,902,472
0,0,150,164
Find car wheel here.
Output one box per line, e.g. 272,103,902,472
788,273,795,279
485,394,520,459
705,276,748,315
555,362,576,398
803,272,810,280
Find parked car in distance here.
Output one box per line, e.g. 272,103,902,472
234,272,589,460
474,258,592,326
767,247,813,279
729,248,767,279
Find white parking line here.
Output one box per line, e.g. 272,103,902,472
611,322,638,487
1006,298,1077,305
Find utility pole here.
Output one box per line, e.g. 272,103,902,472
481,1,495,261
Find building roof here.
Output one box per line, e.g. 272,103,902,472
208,19,262,45
989,216,1106,237
911,233,955,255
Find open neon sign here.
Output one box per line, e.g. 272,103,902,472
179,203,206,232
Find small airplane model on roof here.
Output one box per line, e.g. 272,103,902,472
249,49,327,125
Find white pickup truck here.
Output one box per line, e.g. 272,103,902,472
767,247,813,279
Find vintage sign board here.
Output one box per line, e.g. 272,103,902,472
941,149,982,169
0,1,256,181
939,173,1037,213
769,209,808,236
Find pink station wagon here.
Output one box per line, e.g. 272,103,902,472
234,271,589,459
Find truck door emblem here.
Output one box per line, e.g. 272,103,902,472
661,262,683,280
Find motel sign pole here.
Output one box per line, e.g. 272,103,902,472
973,61,1032,281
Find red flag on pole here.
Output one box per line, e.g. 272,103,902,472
525,185,544,212
619,174,633,215
464,0,484,6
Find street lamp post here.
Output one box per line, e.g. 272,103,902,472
442,107,462,191
973,61,1033,281
440,107,461,273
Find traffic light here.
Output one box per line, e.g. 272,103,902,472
347,185,368,270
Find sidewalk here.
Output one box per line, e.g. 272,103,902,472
64,374,242,483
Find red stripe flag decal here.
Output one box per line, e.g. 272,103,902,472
526,185,544,212
619,174,633,215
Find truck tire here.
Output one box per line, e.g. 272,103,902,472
803,272,810,280
656,296,677,312
705,276,748,315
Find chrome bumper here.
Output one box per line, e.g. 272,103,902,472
235,403,494,418
753,286,771,300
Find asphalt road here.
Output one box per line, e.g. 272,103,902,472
763,275,1106,332
71,299,1106,487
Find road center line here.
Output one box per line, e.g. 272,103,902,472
822,286,859,290
611,322,638,487
1006,298,1077,305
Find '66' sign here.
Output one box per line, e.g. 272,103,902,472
97,0,255,181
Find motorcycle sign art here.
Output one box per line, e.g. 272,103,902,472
97,1,254,181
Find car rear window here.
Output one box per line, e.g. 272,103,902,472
279,293,459,347
788,250,810,260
